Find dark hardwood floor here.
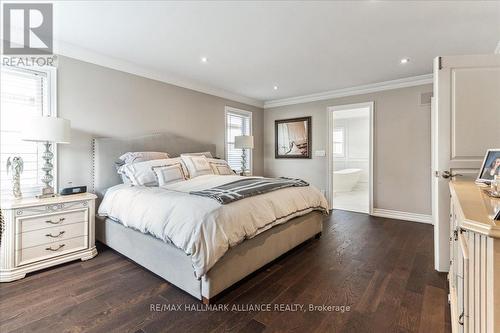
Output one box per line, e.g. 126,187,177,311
0,210,451,333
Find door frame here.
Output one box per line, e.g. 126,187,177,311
326,101,374,214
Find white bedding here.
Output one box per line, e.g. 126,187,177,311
98,174,328,278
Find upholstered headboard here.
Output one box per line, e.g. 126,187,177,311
92,133,216,198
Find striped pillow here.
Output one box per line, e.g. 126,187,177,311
209,159,235,175
180,155,214,178
152,164,187,186
118,158,186,186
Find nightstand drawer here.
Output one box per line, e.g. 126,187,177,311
17,209,88,233
16,222,88,250
16,236,88,266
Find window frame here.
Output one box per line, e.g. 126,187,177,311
332,126,346,158
224,106,253,175
0,64,58,197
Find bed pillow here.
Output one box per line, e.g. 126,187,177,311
119,151,170,164
152,164,187,186
114,160,132,184
118,158,186,186
180,152,213,158
180,155,214,178
208,159,235,175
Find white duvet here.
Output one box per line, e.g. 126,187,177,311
98,175,328,278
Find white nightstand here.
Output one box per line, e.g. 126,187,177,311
0,193,98,282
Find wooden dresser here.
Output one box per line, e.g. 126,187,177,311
449,180,500,332
0,193,97,282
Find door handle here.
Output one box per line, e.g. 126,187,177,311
441,171,463,179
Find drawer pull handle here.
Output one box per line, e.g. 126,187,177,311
45,217,66,225
458,312,464,325
45,244,65,252
45,231,66,238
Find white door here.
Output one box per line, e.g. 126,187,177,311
432,54,500,272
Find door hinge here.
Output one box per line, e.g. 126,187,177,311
438,56,442,70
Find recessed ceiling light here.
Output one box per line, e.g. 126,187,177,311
201,57,208,63
400,58,410,64
273,85,279,90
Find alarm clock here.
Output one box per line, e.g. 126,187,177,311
60,186,87,196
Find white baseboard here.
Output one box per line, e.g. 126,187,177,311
372,208,433,224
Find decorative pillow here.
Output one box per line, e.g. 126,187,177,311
118,158,186,186
208,159,235,175
180,152,213,158
114,161,132,184
152,164,187,186
180,155,214,178
119,151,170,164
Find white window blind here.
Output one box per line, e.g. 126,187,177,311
225,109,252,173
1,67,50,197
333,127,345,157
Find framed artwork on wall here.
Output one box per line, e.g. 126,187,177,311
275,116,312,159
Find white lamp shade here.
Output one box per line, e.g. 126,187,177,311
22,116,71,143
234,135,254,149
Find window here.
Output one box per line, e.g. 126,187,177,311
1,66,55,197
225,107,252,173
333,127,345,157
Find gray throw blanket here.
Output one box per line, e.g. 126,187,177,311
190,177,309,204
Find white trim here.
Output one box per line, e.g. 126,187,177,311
372,208,433,224
327,102,374,215
264,74,433,108
53,40,263,108
224,106,253,175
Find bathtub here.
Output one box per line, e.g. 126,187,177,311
333,168,362,192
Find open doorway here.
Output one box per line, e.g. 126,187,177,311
327,102,373,214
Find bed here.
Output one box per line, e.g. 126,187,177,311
93,133,327,303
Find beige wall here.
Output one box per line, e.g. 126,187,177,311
56,56,264,190
264,84,433,215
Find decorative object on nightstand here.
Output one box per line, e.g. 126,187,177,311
6,156,24,199
21,116,71,198
476,149,500,185
234,135,254,176
0,193,98,282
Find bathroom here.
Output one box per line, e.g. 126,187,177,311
331,105,371,213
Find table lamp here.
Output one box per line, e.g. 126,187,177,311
22,116,71,198
234,135,254,176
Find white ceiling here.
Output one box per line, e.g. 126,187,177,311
53,1,500,106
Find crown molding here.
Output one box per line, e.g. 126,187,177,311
264,74,433,109
53,40,264,108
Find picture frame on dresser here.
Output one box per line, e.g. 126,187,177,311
476,149,500,184
0,193,98,282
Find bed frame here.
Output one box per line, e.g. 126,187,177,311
92,133,322,303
